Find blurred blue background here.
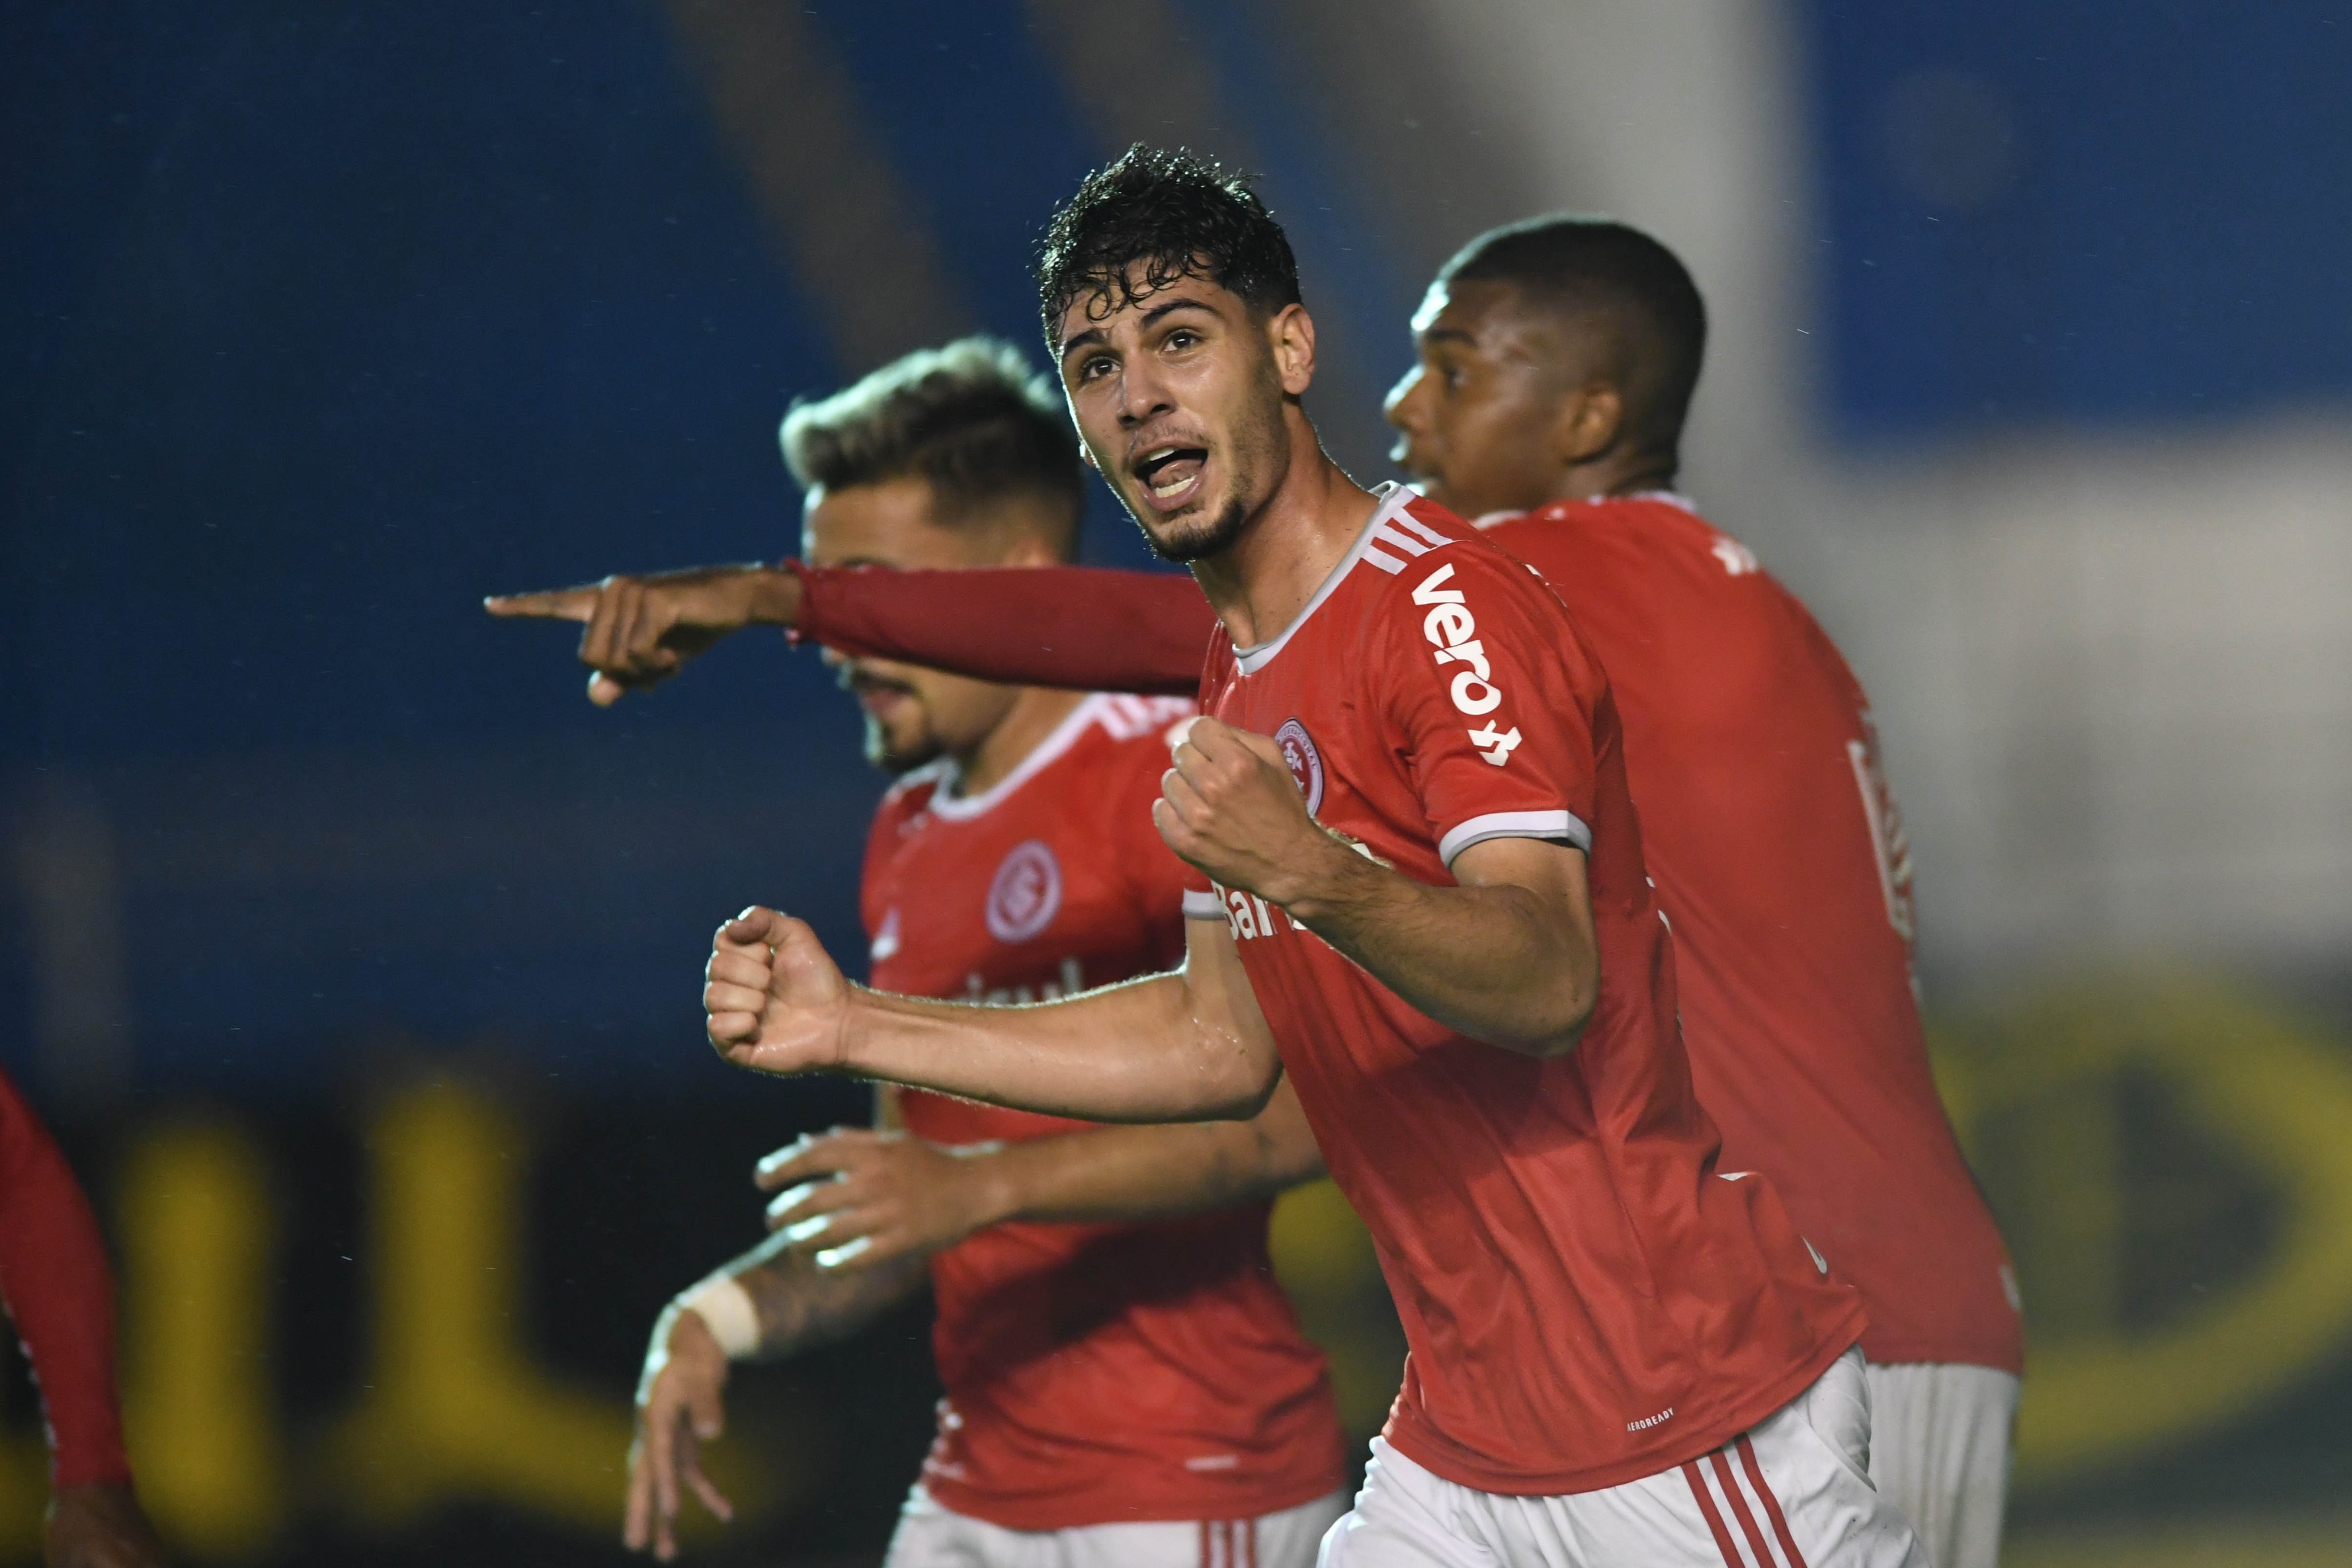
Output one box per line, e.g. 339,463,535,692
6,1,2352,1563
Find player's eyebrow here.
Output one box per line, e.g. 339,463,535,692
1058,296,1217,363
1418,325,1478,347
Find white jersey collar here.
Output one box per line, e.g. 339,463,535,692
927,693,1111,820
1231,483,1421,677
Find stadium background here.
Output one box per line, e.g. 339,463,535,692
6,1,2351,1563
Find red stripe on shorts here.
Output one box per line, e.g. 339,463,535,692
1738,1434,1809,1568
1711,1448,1778,1567
1682,1459,1746,1567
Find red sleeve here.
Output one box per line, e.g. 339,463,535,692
1372,547,1601,869
790,563,1216,696
0,1068,131,1488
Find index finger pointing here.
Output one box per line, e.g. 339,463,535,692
484,586,602,622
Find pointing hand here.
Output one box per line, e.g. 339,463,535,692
485,563,801,705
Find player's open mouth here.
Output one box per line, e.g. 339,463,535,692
1131,444,1208,510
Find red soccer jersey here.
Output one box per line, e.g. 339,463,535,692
798,497,2022,1377
863,693,1347,1531
1190,486,1866,1496
1477,496,2022,1373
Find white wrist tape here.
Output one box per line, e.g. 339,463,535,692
676,1275,760,1359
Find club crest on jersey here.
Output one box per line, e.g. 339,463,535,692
1273,718,1325,816
984,839,1062,944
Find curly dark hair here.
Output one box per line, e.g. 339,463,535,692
1036,144,1302,346
780,336,1083,553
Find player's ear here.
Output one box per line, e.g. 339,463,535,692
1268,303,1317,398
1555,382,1624,467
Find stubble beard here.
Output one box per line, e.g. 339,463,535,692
865,714,942,776
1142,494,1250,564
1131,412,1273,566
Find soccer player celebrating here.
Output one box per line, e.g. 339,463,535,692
697,149,1922,1567
591,340,1348,1564
506,212,2021,1568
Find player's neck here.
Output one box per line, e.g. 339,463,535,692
1552,448,1679,506
951,686,1088,800
1190,421,1377,652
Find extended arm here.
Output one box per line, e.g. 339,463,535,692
703,908,1283,1122
753,1077,1325,1271
487,560,1209,702
794,563,1210,695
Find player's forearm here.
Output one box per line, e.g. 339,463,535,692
838,971,1274,1123
974,1085,1324,1225
791,563,1211,695
715,1229,924,1358
1279,849,1595,1058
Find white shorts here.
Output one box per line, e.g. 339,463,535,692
1318,1349,1925,1568
1862,1362,2018,1568
884,1484,1351,1568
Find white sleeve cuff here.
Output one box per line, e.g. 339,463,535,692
1181,887,1225,920
1437,808,1592,868
677,1274,760,1358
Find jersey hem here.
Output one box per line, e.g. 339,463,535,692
1857,1327,2025,1377
1383,1304,1869,1498
918,1462,1350,1534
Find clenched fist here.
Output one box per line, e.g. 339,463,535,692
1152,716,1343,907
703,908,854,1076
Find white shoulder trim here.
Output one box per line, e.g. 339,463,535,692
1233,484,1433,676
1436,808,1592,868
928,694,1116,820
1181,887,1225,921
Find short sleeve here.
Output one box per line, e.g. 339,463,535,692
1372,545,1601,868
1179,869,1224,921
